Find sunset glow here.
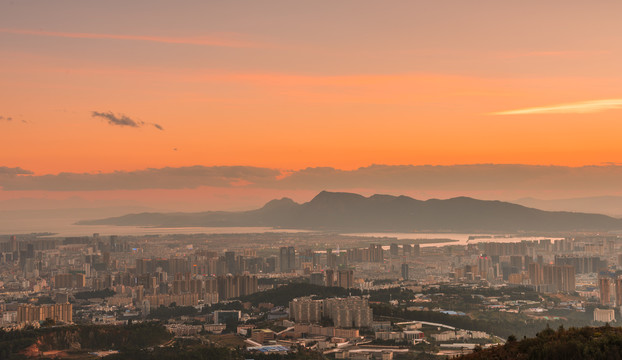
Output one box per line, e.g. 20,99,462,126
2,0,622,209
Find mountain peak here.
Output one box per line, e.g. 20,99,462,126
310,191,367,203
260,197,298,210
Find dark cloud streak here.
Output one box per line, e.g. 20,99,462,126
91,111,163,131
0,166,34,175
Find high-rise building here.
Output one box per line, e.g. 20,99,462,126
324,297,373,328
478,255,492,280
541,264,575,293
289,297,324,323
54,274,74,289
217,274,258,300
17,303,72,324
325,269,335,287
338,269,354,289
528,262,542,286
510,255,523,270
616,276,622,307
413,244,421,257
401,263,409,280
136,258,152,275
600,276,612,305
390,244,399,256
74,273,86,288
224,251,236,275
279,246,295,272
10,235,18,253
369,244,383,263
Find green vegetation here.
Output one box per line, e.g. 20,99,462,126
459,325,622,360
73,288,116,300
372,303,591,339
236,283,358,306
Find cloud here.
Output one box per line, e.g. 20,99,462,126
490,99,622,115
91,111,163,131
6,165,622,200
499,50,611,59
0,166,280,191
0,28,264,48
0,166,33,175
0,116,13,121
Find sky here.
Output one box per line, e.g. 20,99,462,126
1,0,622,212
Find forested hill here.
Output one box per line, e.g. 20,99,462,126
459,325,622,360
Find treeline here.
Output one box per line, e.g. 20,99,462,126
236,283,358,306
430,285,541,301
372,303,590,339
73,288,116,300
459,325,622,360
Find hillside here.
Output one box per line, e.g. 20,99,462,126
459,325,622,360
77,191,622,232
0,323,171,359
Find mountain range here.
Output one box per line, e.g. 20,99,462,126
76,191,622,232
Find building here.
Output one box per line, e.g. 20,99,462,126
279,246,296,273
224,251,237,275
369,244,383,263
251,329,276,344
541,264,575,293
294,324,360,339
477,256,492,280
217,274,258,300
290,296,373,329
289,297,324,323
17,303,72,324
338,269,354,289
214,310,241,324
144,293,198,309
54,273,73,289
528,262,542,286
599,276,612,305
325,269,335,287
594,308,616,323
401,263,409,280
324,297,373,328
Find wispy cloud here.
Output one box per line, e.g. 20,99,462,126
0,28,264,48
91,111,163,131
499,50,610,59
0,115,13,121
0,166,279,191
490,99,622,115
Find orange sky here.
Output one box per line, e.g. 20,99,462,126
1,1,622,210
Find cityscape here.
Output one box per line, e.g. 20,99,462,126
3,226,622,358
3,1,622,359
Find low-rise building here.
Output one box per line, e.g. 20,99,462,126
594,308,616,323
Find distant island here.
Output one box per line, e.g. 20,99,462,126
77,191,622,232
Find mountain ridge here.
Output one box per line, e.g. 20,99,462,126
76,191,622,232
